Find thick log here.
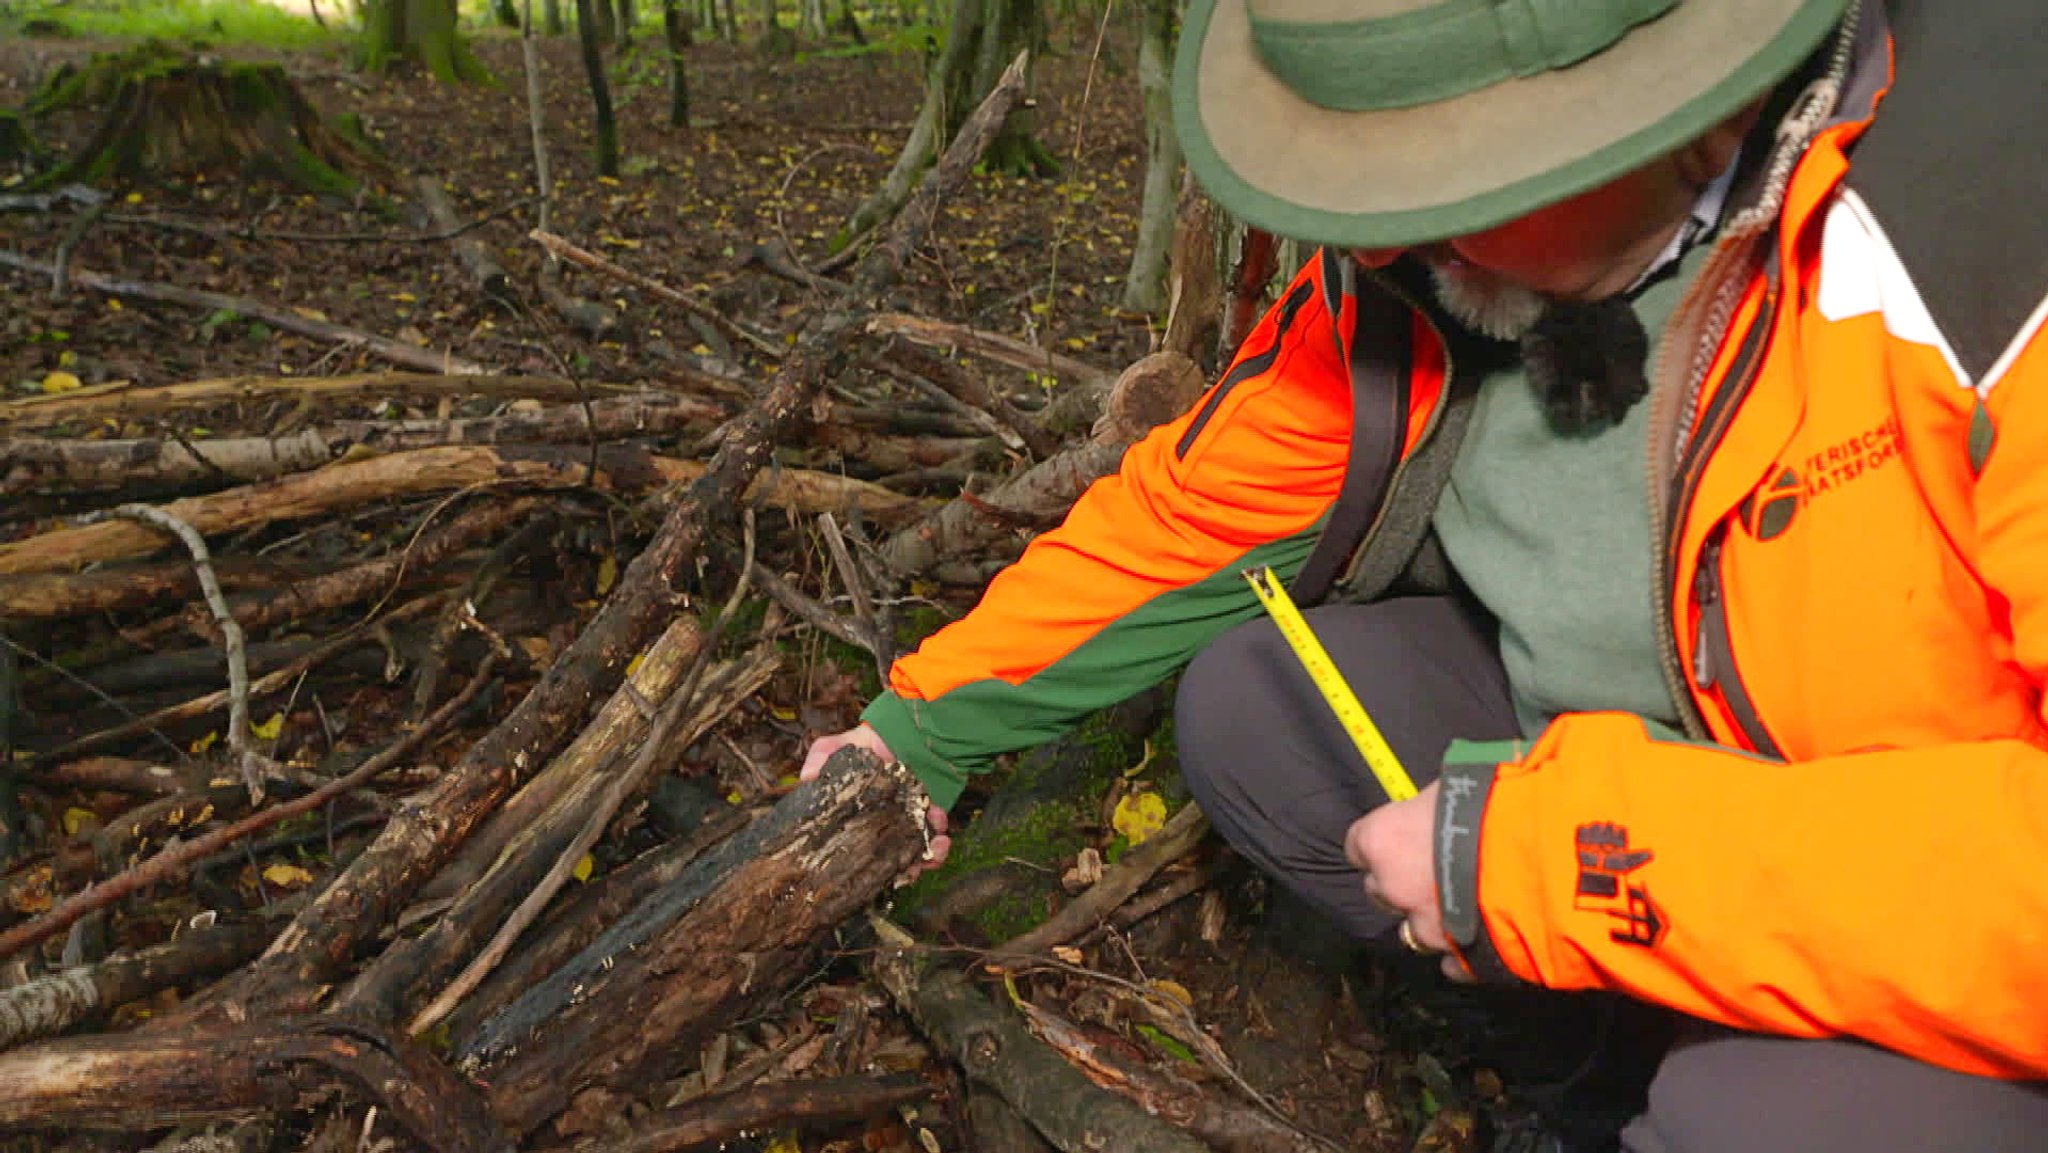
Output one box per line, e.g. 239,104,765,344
0,372,636,433
438,806,749,1044
460,749,928,1136
869,926,1211,1153
1160,174,1222,370
527,1072,932,1153
0,1020,505,1151
340,633,776,1027
1,394,725,496
0,444,921,577
878,352,1205,578
178,50,1030,1029
0,251,486,376
0,920,268,1052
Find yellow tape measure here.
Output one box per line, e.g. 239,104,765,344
1243,567,1418,802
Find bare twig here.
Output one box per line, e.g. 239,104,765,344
531,230,785,359
0,250,486,375
988,801,1208,962
76,505,269,804
867,312,1113,390
51,201,109,300
0,653,497,966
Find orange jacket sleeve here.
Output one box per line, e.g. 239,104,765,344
863,264,1357,808
1435,332,2048,1080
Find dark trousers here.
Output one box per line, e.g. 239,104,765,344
1176,596,2048,1153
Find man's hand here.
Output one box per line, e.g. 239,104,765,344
1344,781,1471,981
800,723,951,876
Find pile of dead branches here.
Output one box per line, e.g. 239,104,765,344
0,60,1331,1153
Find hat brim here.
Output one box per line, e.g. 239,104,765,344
1175,0,1847,248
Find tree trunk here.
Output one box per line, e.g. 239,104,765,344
835,0,1044,248
492,0,521,27
758,0,794,54
1120,0,1182,314
801,0,827,39
574,0,621,176
663,0,691,127
616,0,637,44
363,0,490,84
544,0,565,35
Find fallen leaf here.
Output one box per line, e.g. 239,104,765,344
595,553,618,596
39,371,82,394
1052,945,1083,964
261,863,315,887
1111,791,1167,846
62,807,100,838
250,711,284,741
573,854,594,883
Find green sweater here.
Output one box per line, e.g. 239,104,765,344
1430,246,1704,737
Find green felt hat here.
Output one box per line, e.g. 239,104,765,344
1174,0,1849,248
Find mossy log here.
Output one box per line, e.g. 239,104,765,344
35,51,373,195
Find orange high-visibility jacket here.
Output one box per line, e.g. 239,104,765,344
862,2,2048,1078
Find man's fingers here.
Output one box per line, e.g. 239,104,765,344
928,833,951,867
928,804,948,834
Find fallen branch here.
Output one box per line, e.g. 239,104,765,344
989,801,1208,963
879,352,1205,578
413,176,510,301
33,758,208,797
49,592,443,763
0,251,486,375
77,505,269,803
528,1073,931,1153
0,558,292,621
1011,995,1322,1153
869,919,1210,1153
0,1020,504,1150
0,373,638,434
882,342,1060,460
0,919,268,1053
0,443,922,576
533,230,783,359
2,393,725,496
0,649,493,965
868,313,1114,391
186,497,537,639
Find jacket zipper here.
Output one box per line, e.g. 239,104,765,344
1690,527,1785,757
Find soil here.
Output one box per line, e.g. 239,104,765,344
0,23,1521,1153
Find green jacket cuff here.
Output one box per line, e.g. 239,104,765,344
861,692,971,810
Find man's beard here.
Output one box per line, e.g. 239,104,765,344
1420,254,1650,433
1426,256,1547,341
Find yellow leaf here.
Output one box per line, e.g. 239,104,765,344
124,191,143,204
625,653,647,678
573,854,594,883
39,371,82,394
106,298,123,311
595,553,618,596
1148,978,1195,1009
292,306,330,322
390,292,417,303
190,730,220,754
250,712,284,741
760,1135,801,1153
1112,791,1168,846
261,863,315,887
62,807,99,838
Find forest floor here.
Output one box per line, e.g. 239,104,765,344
0,20,1537,1153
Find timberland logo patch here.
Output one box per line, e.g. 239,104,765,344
1574,823,1667,949
1738,418,1904,541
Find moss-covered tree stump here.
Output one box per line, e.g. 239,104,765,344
32,47,373,195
